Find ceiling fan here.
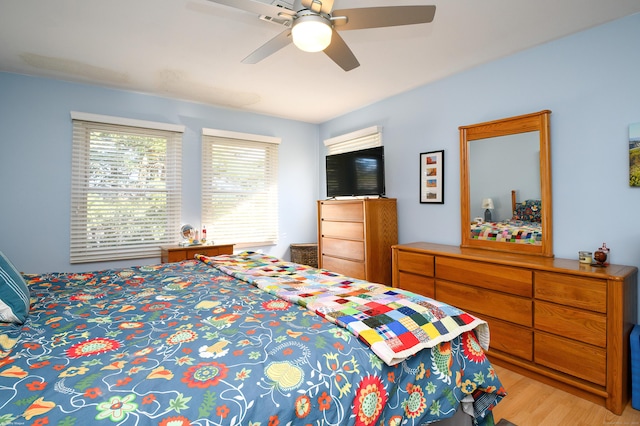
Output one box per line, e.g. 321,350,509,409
206,0,436,71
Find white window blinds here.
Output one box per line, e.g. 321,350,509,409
70,113,183,263
201,129,280,248
324,125,382,155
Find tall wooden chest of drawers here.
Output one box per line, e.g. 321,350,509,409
391,241,638,415
317,198,397,285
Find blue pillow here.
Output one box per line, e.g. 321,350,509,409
0,251,30,324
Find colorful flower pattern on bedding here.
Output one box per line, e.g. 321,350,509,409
0,258,505,425
512,199,542,223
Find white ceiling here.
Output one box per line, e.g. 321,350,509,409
1,0,639,123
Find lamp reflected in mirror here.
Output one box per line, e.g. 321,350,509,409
482,198,494,222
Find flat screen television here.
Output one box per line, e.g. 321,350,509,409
326,146,385,198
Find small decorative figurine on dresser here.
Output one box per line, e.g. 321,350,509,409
594,242,610,266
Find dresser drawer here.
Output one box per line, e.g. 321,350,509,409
321,237,365,261
195,245,234,257
397,272,435,298
535,332,606,386
535,272,606,313
436,257,532,297
320,202,364,221
165,249,187,263
321,221,364,240
535,301,606,347
322,255,365,280
436,280,532,327
396,251,435,277
481,315,533,361
161,244,234,263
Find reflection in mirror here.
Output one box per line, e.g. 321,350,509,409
180,224,194,240
460,110,553,257
469,132,540,221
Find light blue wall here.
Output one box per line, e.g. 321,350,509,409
320,14,640,317
0,74,320,273
2,13,640,319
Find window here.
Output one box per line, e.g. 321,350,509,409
324,125,382,155
201,128,280,248
70,112,184,263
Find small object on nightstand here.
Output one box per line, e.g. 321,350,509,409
594,242,610,266
180,224,194,246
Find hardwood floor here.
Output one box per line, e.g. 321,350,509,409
491,365,640,426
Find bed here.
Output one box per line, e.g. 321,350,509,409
0,250,505,425
470,190,542,245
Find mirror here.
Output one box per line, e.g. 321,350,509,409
180,224,194,240
460,110,553,257
180,224,196,246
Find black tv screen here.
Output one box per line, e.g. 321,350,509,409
326,147,385,197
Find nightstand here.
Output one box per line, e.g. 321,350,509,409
160,244,234,263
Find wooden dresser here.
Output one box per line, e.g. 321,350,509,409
318,198,397,285
160,244,234,263
391,242,638,414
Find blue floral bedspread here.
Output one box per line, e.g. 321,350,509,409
0,258,505,425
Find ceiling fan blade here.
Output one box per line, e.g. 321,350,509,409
242,29,293,64
300,0,334,14
332,6,435,31
205,0,295,20
323,29,359,71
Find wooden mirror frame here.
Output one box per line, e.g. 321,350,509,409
460,110,553,257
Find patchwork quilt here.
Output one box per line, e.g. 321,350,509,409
199,251,490,366
470,220,542,245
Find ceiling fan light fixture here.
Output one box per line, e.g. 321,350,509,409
292,14,332,52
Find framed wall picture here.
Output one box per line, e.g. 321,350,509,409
420,150,444,203
630,122,640,187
